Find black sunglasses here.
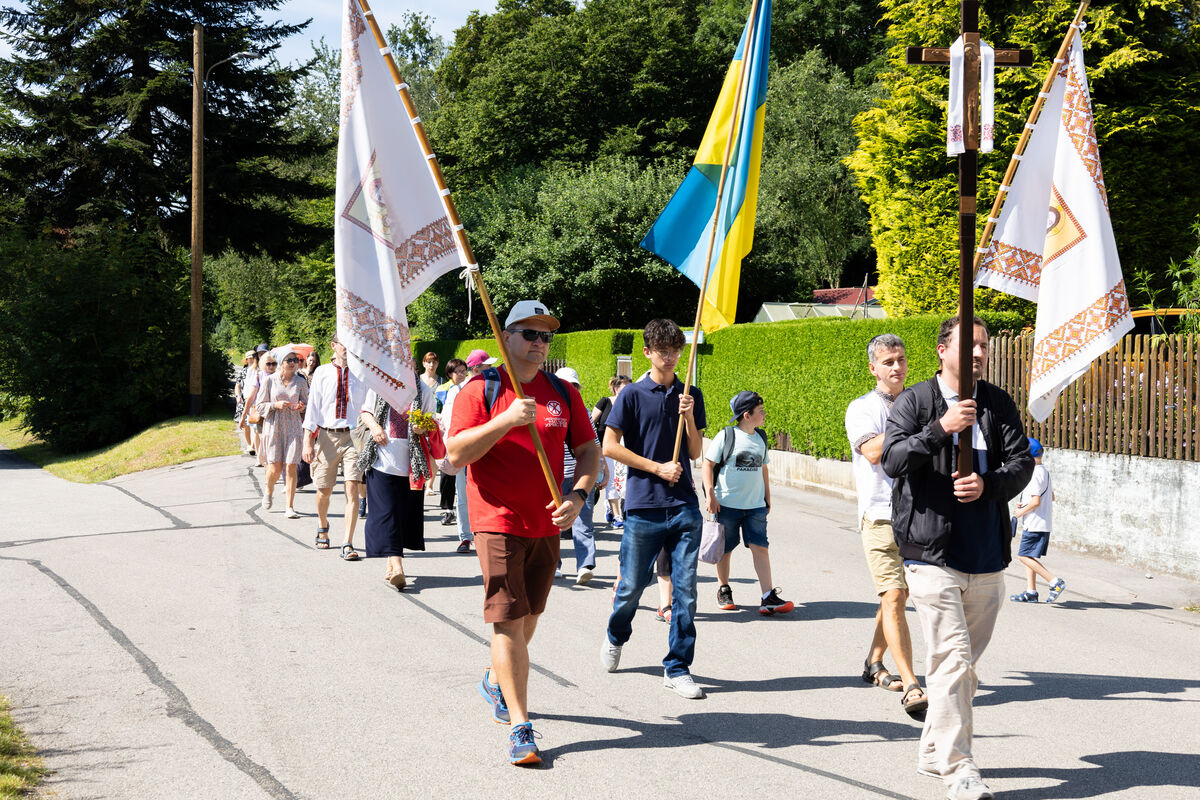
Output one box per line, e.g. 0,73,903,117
508,328,554,343
264,362,277,367
283,356,300,363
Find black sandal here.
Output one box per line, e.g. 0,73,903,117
902,683,929,717
315,527,331,549
862,660,904,691
340,544,360,561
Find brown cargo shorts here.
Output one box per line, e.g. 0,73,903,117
475,531,560,623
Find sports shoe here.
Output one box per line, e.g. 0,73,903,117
663,670,704,699
759,588,795,615
655,606,672,623
1009,590,1039,603
507,722,541,766
576,567,594,585
716,584,735,610
358,498,367,519
605,509,614,525
946,776,993,800
600,637,622,672
285,507,300,519
263,494,274,511
440,511,456,526
456,540,472,554
916,760,941,779
554,569,563,579
477,668,509,724
612,519,624,529
1047,577,1067,602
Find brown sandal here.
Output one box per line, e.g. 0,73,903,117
862,660,904,691
385,570,406,591
902,683,929,716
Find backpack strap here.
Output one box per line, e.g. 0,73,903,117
482,367,502,413
715,426,737,479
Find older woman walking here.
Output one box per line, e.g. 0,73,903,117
235,350,257,454
357,380,435,583
257,346,308,517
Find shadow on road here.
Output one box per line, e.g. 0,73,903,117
992,750,1200,799
977,671,1200,706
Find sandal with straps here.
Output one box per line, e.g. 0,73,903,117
902,683,929,717
315,527,330,549
340,544,361,561
862,660,904,691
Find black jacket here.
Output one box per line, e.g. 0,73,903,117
882,375,1033,568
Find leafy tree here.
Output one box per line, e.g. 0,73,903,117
0,0,323,257
0,224,228,451
849,0,1200,316
284,37,340,143
753,49,876,295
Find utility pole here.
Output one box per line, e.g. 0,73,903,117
189,23,204,416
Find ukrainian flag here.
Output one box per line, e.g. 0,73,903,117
640,0,770,332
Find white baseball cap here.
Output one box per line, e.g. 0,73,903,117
505,300,560,331
554,367,581,387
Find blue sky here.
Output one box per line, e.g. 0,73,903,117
0,2,499,66
274,1,498,65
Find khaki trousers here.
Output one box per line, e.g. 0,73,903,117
905,562,1005,785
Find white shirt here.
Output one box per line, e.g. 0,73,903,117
241,366,258,400
302,362,367,432
845,390,894,523
362,385,436,477
440,381,463,433
1017,463,1052,532
936,375,988,473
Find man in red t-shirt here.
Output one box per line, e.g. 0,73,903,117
447,300,599,766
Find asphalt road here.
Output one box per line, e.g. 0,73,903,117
2,448,1199,799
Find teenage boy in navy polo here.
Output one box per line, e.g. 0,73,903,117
600,319,707,699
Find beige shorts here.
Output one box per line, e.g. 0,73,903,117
861,515,907,595
312,428,364,488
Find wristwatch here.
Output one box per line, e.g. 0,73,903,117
571,488,588,504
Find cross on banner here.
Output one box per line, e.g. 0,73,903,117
906,0,1032,478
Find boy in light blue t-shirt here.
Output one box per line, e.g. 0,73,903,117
701,391,795,616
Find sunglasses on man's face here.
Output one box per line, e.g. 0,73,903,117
508,328,554,344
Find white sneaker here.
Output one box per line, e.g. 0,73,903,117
946,776,993,800
263,494,273,511
554,569,563,579
600,638,622,672
576,567,594,585
663,671,704,699
285,507,300,519
917,761,941,779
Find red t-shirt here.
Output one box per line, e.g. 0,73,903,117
449,369,594,538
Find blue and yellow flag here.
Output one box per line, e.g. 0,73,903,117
640,0,770,332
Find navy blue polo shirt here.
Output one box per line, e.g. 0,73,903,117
605,374,706,511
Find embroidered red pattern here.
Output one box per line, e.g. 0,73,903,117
1031,279,1130,384
979,240,1043,289
340,0,367,122
1061,56,1107,211
394,217,456,291
338,288,415,377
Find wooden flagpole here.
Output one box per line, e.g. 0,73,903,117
973,0,1090,275
669,0,762,467
357,0,563,505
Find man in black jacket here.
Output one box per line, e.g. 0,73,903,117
882,315,1033,800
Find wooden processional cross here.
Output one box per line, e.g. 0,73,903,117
907,0,1032,477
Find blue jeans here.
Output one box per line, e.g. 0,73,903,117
455,469,471,542
559,478,597,570
606,504,702,677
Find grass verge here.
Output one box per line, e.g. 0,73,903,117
0,413,241,483
0,696,43,799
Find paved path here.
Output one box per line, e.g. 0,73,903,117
2,448,1199,799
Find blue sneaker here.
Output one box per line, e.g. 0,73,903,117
1047,578,1067,602
507,722,541,766
613,519,624,529
477,669,509,724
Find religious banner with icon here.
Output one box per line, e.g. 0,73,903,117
976,26,1132,422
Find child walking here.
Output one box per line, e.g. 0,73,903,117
1011,437,1066,603
702,390,794,616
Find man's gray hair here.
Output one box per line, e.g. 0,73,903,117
867,333,906,365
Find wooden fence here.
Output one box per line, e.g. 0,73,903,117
989,333,1199,461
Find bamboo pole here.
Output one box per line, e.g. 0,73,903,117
973,0,1090,275
357,0,562,506
670,0,762,467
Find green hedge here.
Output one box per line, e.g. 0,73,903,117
419,310,1024,459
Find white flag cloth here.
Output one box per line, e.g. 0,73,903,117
334,0,468,412
947,36,995,156
976,28,1133,421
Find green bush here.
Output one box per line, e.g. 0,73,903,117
421,311,1024,460
0,225,229,452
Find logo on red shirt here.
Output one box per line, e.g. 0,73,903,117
547,400,563,417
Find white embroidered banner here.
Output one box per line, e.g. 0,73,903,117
976,29,1133,421
335,0,467,411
